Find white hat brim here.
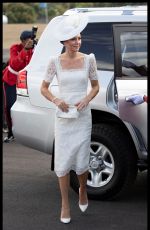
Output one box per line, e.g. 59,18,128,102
53,13,88,41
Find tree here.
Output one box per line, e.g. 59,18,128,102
3,2,147,23
3,3,37,23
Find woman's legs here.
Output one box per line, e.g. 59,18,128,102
77,171,88,205
58,171,88,222
58,173,70,219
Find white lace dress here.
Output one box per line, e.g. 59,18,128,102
44,53,98,177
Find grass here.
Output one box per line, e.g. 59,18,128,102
3,24,47,49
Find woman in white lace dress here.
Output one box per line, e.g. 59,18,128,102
40,14,99,224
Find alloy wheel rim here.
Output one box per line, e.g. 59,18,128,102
87,142,115,187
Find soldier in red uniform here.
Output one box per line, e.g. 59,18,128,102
3,30,34,142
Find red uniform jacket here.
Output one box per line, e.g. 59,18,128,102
3,43,33,86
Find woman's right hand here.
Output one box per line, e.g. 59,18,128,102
53,98,69,112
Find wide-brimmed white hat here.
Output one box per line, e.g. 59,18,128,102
52,13,88,41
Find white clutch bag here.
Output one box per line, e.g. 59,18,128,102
56,106,79,119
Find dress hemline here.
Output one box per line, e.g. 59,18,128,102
55,166,89,178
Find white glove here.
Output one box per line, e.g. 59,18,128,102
125,94,144,105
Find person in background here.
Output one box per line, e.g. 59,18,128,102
3,30,34,143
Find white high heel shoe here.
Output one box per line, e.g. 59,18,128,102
79,203,88,212
60,208,71,224
60,217,71,224
79,188,88,212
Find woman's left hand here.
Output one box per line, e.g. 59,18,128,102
75,98,90,111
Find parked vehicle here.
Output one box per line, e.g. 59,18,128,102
11,5,147,200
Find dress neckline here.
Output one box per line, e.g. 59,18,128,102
57,54,86,72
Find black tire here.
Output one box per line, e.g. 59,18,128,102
70,123,138,200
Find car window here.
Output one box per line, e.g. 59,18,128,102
80,23,114,71
121,31,147,78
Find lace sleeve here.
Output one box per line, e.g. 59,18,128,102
89,53,98,80
44,57,57,83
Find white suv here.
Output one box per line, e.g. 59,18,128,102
11,5,147,200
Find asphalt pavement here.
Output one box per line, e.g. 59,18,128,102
3,137,147,230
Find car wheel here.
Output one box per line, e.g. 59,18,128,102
70,123,138,200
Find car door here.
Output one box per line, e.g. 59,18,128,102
113,23,147,149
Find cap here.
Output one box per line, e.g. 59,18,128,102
20,30,32,40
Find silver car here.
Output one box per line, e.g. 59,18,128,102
11,5,147,200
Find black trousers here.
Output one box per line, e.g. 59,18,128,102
51,144,55,171
3,82,16,137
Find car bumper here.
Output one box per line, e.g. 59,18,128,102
11,96,55,154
